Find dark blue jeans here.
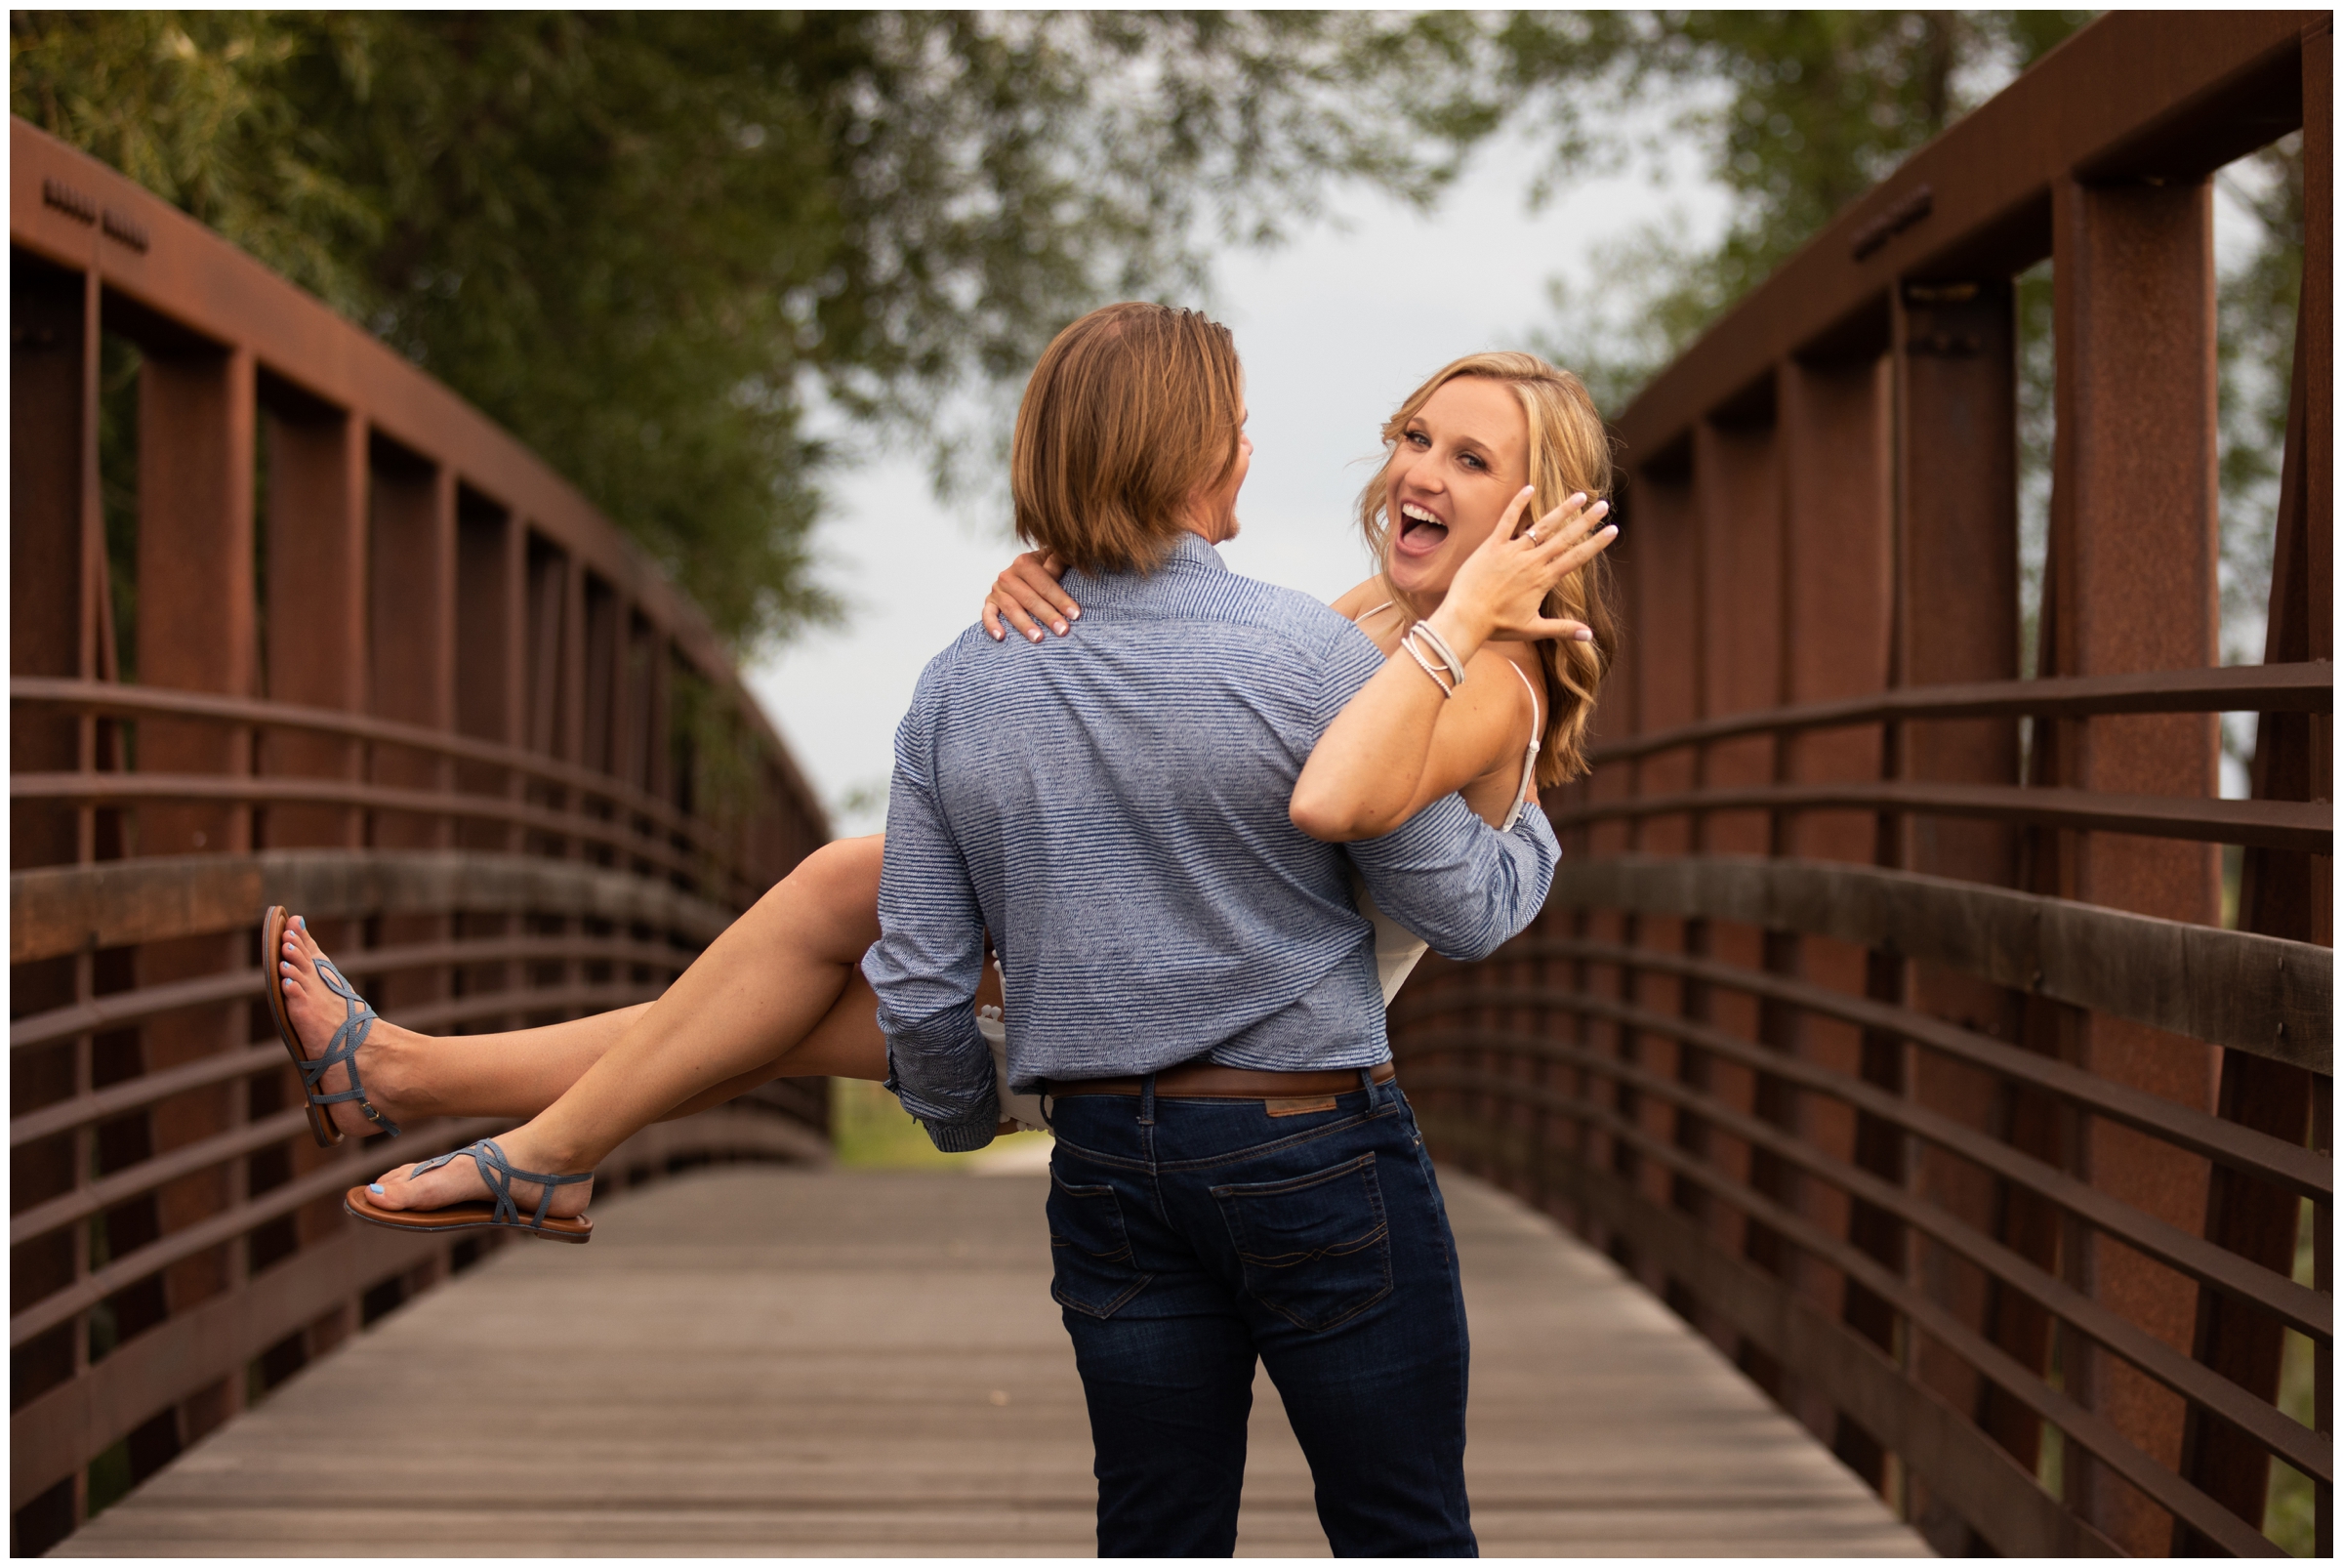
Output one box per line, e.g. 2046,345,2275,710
1044,1069,1476,1557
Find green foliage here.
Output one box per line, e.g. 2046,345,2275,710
2216,136,2304,669
1488,10,2302,768
13,11,1476,650
1500,11,2092,396
828,1076,1049,1171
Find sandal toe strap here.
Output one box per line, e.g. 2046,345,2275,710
411,1138,592,1230
302,958,400,1136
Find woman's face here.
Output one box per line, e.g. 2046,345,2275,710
1380,376,1531,599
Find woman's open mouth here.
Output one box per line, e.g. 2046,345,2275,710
1396,500,1449,557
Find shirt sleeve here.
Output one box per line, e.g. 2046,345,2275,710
859,669,1001,1152
1305,620,1559,960
1345,795,1558,961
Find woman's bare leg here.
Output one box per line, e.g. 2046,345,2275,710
274,968,655,1137
279,836,896,1142
360,835,902,1217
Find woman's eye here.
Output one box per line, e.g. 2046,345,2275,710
1460,452,1484,471
1406,431,1430,448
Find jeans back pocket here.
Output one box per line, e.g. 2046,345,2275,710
1048,1171,1151,1318
1212,1152,1393,1332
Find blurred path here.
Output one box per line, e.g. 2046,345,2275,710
62,1165,1926,1557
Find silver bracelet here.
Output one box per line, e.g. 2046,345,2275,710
1408,621,1468,687
1401,632,1458,699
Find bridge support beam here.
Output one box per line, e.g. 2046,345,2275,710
368,451,458,1018
1773,352,1894,1452
2045,172,2223,1554
2182,23,2334,1554
1892,277,2039,1551
262,393,366,848
132,336,262,1460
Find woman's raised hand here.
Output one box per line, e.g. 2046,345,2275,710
981,551,1080,642
1440,488,1616,645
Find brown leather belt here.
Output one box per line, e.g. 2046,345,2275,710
1047,1060,1395,1099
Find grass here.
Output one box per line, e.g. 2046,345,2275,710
828,1077,1051,1170
2263,1197,2321,1556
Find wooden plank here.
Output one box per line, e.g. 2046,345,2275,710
10,848,733,965
1549,854,2331,1072
57,1166,1924,1557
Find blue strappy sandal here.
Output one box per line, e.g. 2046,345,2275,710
262,905,402,1148
343,1136,595,1244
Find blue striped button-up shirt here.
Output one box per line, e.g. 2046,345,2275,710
863,532,1558,1150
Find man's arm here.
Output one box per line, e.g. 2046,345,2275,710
1345,795,1558,961
860,689,1000,1152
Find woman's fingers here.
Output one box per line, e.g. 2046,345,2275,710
1548,522,1619,579
982,552,1083,643
1531,616,1596,642
1531,495,1608,550
985,591,1045,642
1499,485,1538,542
1006,554,1081,625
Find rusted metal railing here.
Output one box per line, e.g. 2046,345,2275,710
1394,14,2331,1556
11,118,831,1551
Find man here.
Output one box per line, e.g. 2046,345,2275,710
864,303,1555,1556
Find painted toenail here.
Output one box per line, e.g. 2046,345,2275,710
369,1183,385,1194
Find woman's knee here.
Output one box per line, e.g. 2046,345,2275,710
753,834,884,957
788,834,884,905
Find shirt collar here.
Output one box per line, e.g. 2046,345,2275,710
1062,530,1226,606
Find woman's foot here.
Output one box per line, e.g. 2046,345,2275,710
364,1129,596,1219
276,915,423,1139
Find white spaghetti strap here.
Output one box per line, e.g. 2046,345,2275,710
1354,599,1400,626
1502,661,1542,832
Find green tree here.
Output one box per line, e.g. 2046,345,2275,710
2216,135,2304,668
13,11,1481,647
1474,11,2300,804
1485,10,2092,406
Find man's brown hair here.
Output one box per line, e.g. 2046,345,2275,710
1010,303,1245,574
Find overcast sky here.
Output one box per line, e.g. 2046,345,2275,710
746,130,1727,834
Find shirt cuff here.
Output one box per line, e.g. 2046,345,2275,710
921,1115,999,1154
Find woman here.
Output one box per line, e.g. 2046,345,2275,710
276,347,1617,1240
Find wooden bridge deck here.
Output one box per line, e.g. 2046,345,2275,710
62,1161,1926,1557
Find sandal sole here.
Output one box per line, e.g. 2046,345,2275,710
261,905,342,1150
344,1185,593,1244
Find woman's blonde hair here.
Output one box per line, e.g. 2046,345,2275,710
1011,302,1246,575
1356,351,1620,785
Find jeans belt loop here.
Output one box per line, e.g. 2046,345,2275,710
1358,1065,1379,1103
1138,1070,1157,1128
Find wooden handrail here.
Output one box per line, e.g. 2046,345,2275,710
1407,1055,2329,1492
1414,1063,2306,1558
1539,855,2330,1070
1399,989,2329,1342
12,771,708,884
12,677,719,850
1472,936,2328,1196
1583,662,2333,765
1544,779,2329,853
